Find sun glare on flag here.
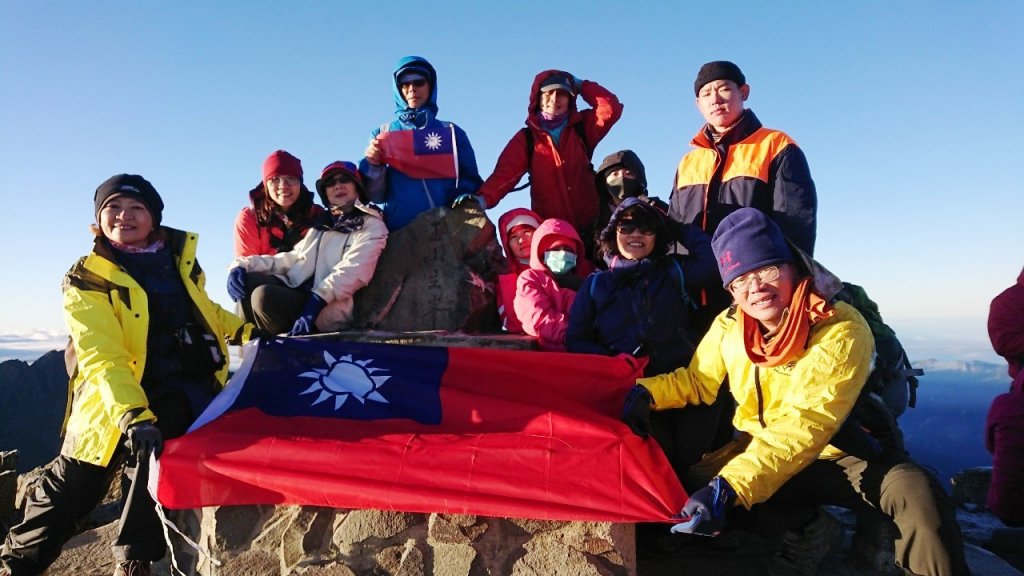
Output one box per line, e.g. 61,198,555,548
298,351,391,410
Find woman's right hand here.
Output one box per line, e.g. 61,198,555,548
364,135,384,165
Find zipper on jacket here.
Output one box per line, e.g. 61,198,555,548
754,366,767,428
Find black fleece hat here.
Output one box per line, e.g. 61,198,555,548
694,61,746,96
94,174,164,225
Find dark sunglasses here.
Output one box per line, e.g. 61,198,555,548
399,78,428,88
616,223,655,236
324,174,354,188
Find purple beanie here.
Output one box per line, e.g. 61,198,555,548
711,208,793,287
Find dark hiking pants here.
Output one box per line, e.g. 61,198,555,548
1,391,194,574
688,437,970,576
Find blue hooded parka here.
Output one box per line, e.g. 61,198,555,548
359,56,483,231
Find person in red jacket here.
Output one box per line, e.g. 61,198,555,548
495,208,541,333
988,266,1024,378
514,218,593,351
233,150,326,257
986,265,1024,526
478,70,623,233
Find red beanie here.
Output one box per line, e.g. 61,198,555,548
263,150,303,182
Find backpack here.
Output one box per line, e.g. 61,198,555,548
511,123,593,192
831,282,924,454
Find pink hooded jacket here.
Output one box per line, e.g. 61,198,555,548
496,208,542,333
513,219,592,350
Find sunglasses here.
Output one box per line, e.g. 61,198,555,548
324,174,354,188
616,223,655,236
399,78,428,89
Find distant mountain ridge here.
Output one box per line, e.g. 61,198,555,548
0,349,68,472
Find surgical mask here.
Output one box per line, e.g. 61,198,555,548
543,250,577,275
605,173,640,202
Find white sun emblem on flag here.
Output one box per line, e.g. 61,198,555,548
297,351,391,410
423,132,443,150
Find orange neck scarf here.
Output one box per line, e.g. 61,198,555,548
740,277,835,367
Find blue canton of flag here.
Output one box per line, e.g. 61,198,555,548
411,121,455,156
231,338,446,424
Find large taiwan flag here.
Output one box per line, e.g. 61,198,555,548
378,120,459,179
152,337,687,522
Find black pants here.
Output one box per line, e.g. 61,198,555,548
2,390,195,574
687,437,970,576
237,271,308,335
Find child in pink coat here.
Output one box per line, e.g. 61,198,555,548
514,218,592,350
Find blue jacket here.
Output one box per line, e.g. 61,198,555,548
359,56,483,231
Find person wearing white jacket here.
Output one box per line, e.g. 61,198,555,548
227,161,388,335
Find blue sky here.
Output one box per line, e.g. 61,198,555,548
1,1,1020,361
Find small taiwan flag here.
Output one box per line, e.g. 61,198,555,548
379,120,459,179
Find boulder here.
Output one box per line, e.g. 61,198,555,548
351,204,507,333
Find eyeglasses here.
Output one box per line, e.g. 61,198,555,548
324,174,354,188
728,265,781,294
616,224,655,236
267,176,300,188
399,78,428,89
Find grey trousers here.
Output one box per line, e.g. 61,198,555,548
237,271,308,335
688,437,970,576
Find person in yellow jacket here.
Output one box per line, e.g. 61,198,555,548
622,208,968,576
1,174,260,576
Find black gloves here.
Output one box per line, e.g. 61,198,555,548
671,476,737,536
126,422,163,459
621,384,654,438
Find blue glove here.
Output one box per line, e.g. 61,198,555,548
126,422,163,459
227,267,247,302
621,384,654,438
671,476,736,536
570,74,583,92
289,292,328,336
451,194,485,210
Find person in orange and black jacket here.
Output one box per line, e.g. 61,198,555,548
669,61,817,332
478,70,623,235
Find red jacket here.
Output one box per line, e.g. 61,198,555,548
479,71,623,231
986,369,1024,526
233,183,325,257
496,208,542,333
989,268,1024,378
514,219,592,351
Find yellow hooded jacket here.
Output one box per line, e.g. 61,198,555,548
638,301,873,509
60,228,252,467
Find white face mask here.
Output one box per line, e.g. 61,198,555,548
543,250,577,275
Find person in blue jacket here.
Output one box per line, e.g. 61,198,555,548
567,197,728,479
360,56,483,231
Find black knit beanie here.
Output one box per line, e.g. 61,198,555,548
694,61,746,96
94,174,164,226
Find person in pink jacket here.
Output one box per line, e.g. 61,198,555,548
986,265,1024,526
495,208,541,333
514,218,593,350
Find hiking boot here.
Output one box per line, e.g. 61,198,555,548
113,560,151,576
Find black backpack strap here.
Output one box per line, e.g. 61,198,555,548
511,127,534,192
574,121,592,160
